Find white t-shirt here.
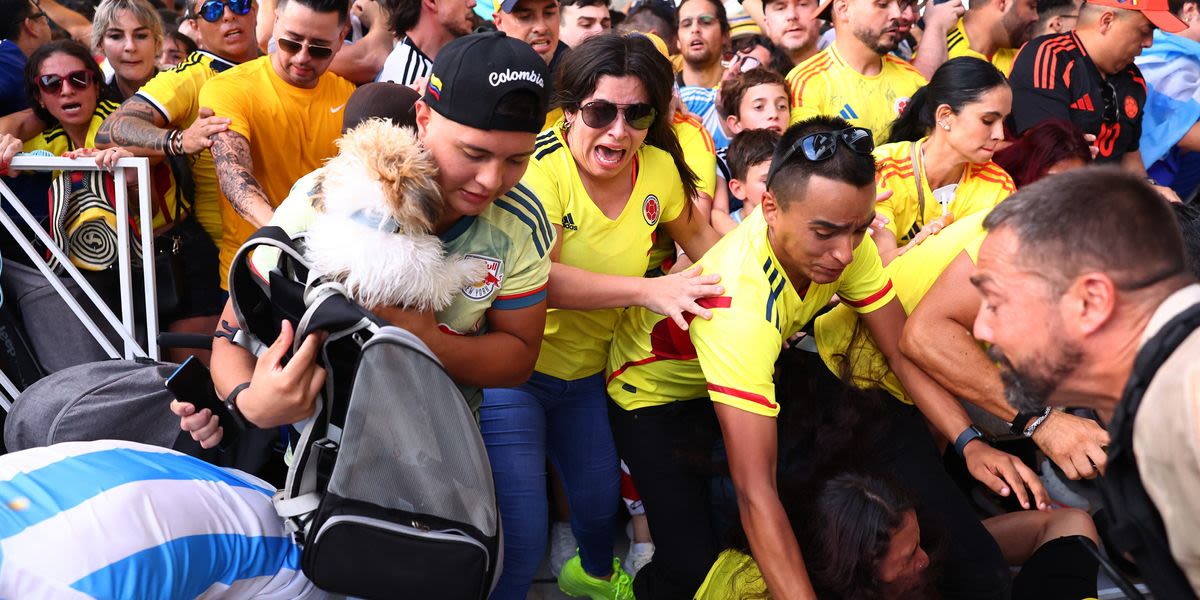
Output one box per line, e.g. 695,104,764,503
376,36,433,86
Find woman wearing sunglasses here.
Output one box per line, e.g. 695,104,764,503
872,57,1016,265
480,33,723,600
92,0,164,102
0,40,129,171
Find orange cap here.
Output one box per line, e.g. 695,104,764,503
1084,0,1186,33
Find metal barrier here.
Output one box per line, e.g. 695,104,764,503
0,156,160,406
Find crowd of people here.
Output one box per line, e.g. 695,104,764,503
0,0,1198,596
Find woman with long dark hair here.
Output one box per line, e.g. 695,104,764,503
873,57,1016,265
480,32,722,600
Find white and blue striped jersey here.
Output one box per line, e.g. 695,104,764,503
0,440,326,599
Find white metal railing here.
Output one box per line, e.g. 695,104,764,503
0,156,160,384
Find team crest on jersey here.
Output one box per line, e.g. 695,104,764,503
643,195,661,226
1124,96,1139,119
894,97,912,116
462,254,504,301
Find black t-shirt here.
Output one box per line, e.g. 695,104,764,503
1009,32,1146,164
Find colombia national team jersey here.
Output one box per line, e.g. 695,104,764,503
941,18,1018,75
136,50,238,253
199,56,355,289
1009,32,1146,163
874,138,1015,243
814,210,989,405
527,126,689,381
607,207,895,417
787,44,927,144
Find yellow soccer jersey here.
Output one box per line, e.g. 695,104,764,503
874,138,1014,243
527,126,688,380
814,210,990,404
607,207,895,417
137,50,239,250
944,19,1018,76
199,56,355,289
786,45,926,144
672,111,718,197
695,550,766,600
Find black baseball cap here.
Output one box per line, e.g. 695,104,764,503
423,32,550,134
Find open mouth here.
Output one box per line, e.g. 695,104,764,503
60,102,83,116
529,38,551,53
688,39,706,51
223,29,243,41
594,145,626,168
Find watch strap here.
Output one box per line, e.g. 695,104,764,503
1009,410,1041,436
954,425,984,457
224,382,252,429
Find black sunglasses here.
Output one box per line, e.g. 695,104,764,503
37,70,94,94
766,127,875,188
276,36,335,59
189,0,252,22
1100,80,1118,124
731,35,770,55
577,100,657,131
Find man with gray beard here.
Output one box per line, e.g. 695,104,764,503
970,166,1200,598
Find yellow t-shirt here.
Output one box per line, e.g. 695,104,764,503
607,207,896,416
813,210,989,404
944,19,1018,76
24,100,181,231
786,45,927,144
198,56,355,289
694,549,767,600
527,126,688,380
136,50,239,251
874,138,1015,243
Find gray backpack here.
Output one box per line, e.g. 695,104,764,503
228,227,501,600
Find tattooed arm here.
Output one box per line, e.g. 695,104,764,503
96,97,231,155
210,130,274,227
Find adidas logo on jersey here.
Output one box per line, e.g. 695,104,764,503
562,213,578,231
839,104,859,120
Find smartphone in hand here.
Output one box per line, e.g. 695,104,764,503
165,356,243,449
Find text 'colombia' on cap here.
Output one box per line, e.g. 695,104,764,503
423,31,551,134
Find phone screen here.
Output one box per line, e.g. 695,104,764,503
165,356,242,447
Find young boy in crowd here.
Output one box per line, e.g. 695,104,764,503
718,67,789,137
714,128,779,233
711,68,789,233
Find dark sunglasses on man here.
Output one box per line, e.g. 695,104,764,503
574,100,657,131
37,70,94,94
766,127,875,188
187,0,252,23
731,35,769,56
276,36,335,59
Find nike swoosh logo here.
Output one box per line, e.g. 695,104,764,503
330,104,345,113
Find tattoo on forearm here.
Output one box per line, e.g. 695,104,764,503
96,97,173,154
210,131,271,224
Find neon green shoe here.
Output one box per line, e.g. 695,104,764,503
557,554,635,600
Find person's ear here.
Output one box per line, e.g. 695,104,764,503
761,188,781,225
934,103,954,129
729,177,747,201
1064,272,1118,337
415,100,432,140
1098,9,1116,32
1046,15,1061,32
724,113,742,135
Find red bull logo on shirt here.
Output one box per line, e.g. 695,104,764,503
462,254,504,300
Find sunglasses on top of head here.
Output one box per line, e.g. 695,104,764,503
188,0,252,22
37,70,94,94
766,127,875,188
276,36,335,59
576,100,658,131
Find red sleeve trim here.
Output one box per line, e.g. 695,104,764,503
707,383,778,410
495,283,548,301
843,279,894,308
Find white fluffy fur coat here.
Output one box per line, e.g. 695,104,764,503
303,119,485,312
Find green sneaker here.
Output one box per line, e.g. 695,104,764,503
557,554,635,600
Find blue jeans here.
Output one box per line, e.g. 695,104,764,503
481,371,620,600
